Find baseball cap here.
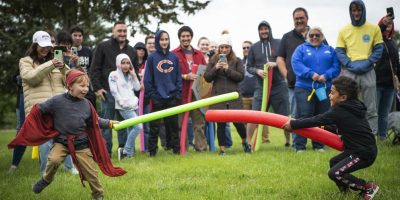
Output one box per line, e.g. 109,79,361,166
32,31,53,47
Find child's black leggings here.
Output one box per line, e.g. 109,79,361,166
328,149,377,191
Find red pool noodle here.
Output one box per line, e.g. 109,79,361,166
205,110,344,151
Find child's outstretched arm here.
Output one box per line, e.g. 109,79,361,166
287,109,337,130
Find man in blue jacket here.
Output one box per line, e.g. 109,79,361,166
336,0,383,134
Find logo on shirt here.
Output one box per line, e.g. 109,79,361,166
362,34,371,43
156,59,174,73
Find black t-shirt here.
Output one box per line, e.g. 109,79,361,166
277,29,306,88
77,46,93,74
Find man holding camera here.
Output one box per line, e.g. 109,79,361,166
90,21,136,157
172,26,208,152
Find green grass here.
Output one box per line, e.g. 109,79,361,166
1,127,399,200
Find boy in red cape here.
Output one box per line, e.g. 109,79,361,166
8,69,126,200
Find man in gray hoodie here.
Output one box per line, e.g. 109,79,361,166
246,21,291,147
336,0,383,134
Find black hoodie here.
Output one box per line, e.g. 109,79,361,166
291,99,377,160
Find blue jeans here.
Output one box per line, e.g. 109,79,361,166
39,140,73,174
288,88,297,143
376,86,395,138
12,92,26,167
118,109,142,156
100,91,128,156
225,123,232,147
294,87,330,150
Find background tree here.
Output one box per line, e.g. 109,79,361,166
0,0,210,128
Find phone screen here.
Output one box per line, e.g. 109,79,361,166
219,54,227,63
54,50,63,61
387,7,395,19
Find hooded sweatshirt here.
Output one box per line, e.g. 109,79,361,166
144,30,182,101
247,21,284,87
335,0,383,74
109,53,141,110
291,99,377,160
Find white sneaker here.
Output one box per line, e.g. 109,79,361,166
315,148,325,153
70,167,79,175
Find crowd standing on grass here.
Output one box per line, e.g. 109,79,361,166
8,0,400,199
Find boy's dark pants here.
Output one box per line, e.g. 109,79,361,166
148,99,180,154
328,148,377,191
43,143,103,198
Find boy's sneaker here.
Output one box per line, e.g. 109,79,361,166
117,148,127,161
32,178,50,194
242,142,251,153
362,182,379,200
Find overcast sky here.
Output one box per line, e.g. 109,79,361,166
130,0,399,56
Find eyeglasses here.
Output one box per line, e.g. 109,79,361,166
242,46,250,50
309,34,321,39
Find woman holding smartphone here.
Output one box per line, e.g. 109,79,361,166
14,30,69,173
204,32,251,155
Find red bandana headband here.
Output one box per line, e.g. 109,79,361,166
66,69,85,87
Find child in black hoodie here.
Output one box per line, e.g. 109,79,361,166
283,76,379,200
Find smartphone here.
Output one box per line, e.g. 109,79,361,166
53,46,68,52
387,7,395,19
54,49,63,61
219,54,227,63
71,47,78,55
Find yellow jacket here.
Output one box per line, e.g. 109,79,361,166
19,56,68,115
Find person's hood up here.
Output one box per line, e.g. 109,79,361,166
115,53,132,71
258,20,273,41
155,30,170,55
338,99,367,119
349,0,366,26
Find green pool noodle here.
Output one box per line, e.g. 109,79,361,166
113,92,239,131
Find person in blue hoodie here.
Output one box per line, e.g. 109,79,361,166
335,0,383,135
291,27,340,152
144,30,182,157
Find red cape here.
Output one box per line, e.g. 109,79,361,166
8,104,126,178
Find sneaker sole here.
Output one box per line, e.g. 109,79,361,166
369,186,379,199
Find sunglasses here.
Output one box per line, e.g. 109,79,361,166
242,46,250,50
309,34,321,39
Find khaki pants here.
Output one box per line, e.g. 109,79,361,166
242,97,269,142
179,95,207,151
43,143,103,198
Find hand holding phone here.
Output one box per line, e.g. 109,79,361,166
387,7,395,19
54,49,64,62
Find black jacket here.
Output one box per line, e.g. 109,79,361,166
90,38,136,92
375,24,400,88
291,99,377,160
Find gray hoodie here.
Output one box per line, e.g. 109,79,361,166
247,21,284,86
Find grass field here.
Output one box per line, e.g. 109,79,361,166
0,127,399,200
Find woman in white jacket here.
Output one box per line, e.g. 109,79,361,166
109,53,142,160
